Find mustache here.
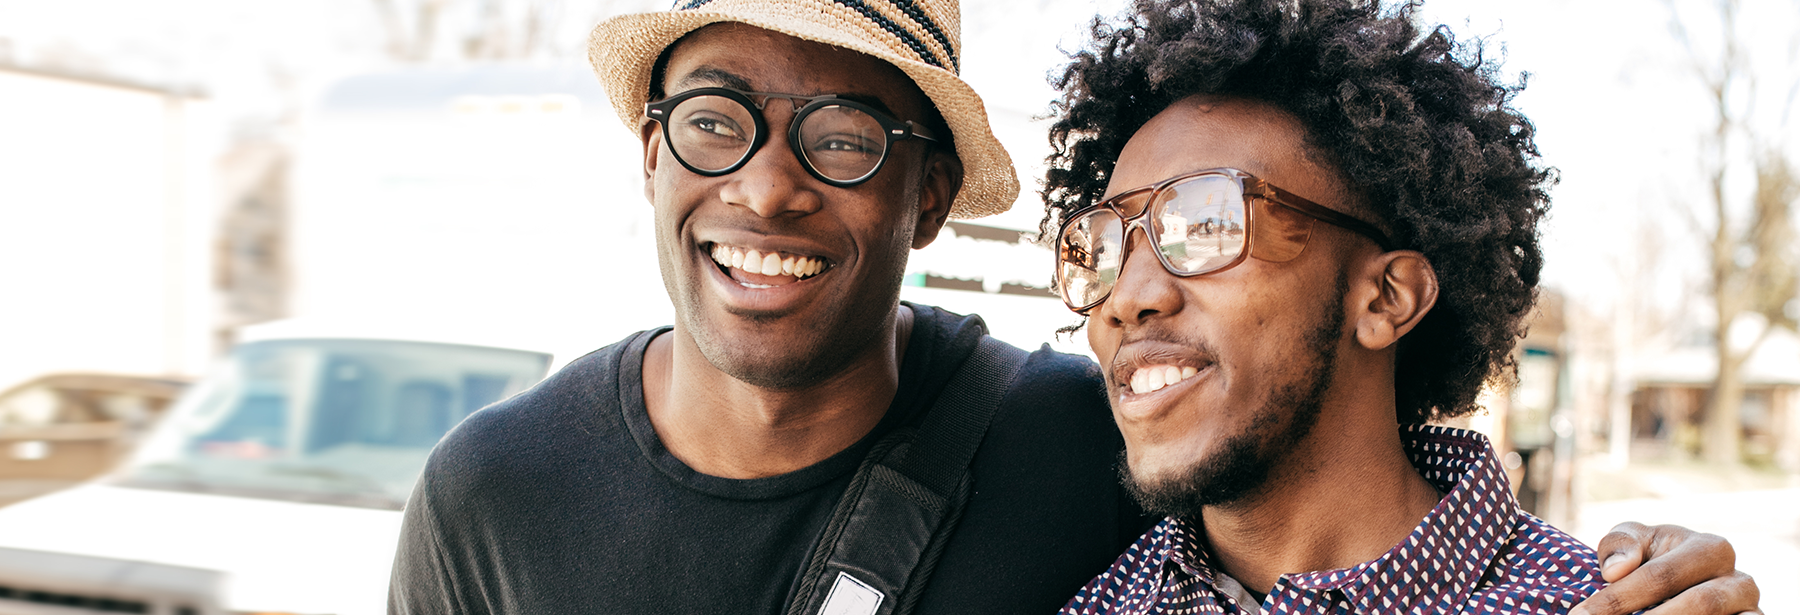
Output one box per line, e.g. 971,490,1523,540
1105,327,1219,384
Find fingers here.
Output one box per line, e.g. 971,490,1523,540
1591,521,1654,582
1638,571,1760,615
1573,525,1738,615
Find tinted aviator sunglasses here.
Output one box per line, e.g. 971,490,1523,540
645,86,938,187
1054,168,1394,314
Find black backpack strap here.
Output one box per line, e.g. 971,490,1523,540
786,336,1031,615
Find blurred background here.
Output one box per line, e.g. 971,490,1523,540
0,0,1795,613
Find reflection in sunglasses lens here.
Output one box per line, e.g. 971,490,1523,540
1157,176,1246,273
1057,210,1124,309
1055,176,1257,310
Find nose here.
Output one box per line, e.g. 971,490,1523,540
716,105,823,218
1096,225,1185,328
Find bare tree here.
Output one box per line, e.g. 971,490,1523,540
465,0,566,60
373,0,585,63
1590,206,1697,467
374,0,451,62
1669,0,1800,464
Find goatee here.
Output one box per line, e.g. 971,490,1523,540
1121,277,1346,517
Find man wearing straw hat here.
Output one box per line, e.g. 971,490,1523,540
389,1,1755,613
391,2,1144,613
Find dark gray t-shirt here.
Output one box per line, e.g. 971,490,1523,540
389,304,1149,614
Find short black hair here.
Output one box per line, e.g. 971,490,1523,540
1044,0,1552,423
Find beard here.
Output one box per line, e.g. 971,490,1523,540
1122,275,1347,518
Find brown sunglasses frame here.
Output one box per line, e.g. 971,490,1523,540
1054,168,1395,314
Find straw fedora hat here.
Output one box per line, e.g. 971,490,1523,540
587,0,1019,219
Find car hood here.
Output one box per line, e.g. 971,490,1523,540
0,483,403,615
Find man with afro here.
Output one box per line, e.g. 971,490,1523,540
1041,0,1763,613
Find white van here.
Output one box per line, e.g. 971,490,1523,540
0,323,551,615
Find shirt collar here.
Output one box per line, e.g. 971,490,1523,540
1168,425,1521,612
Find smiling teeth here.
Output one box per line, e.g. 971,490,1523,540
1129,365,1200,395
710,244,827,279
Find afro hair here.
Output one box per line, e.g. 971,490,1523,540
1043,0,1554,423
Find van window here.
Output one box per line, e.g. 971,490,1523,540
120,339,550,509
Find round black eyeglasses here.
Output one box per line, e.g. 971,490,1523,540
645,87,938,187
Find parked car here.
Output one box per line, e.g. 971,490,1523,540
0,326,551,615
0,373,190,506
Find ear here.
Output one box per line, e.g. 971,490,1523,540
641,120,661,204
910,150,963,250
1351,250,1438,351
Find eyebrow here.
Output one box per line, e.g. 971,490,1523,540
668,66,902,118
671,66,754,92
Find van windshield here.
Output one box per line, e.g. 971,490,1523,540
117,339,550,509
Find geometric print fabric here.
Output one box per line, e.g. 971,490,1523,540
1059,425,1605,614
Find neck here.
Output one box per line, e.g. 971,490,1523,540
1198,376,1443,595
641,305,914,478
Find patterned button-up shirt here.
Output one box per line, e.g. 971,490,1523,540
1060,425,1605,615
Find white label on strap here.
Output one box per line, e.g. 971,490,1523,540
818,571,885,615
